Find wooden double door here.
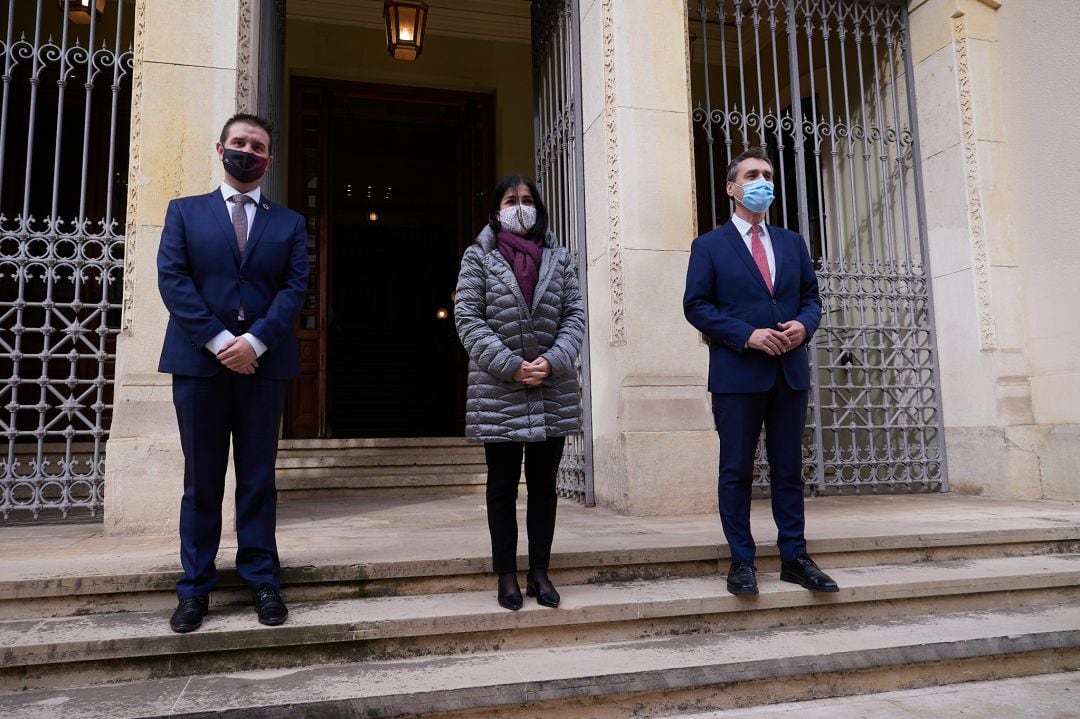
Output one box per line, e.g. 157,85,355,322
285,78,494,439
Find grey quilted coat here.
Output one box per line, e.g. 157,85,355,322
454,226,585,443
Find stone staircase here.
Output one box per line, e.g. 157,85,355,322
1,504,1079,717
275,437,488,499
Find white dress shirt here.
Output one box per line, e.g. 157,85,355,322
204,183,267,358
730,213,776,286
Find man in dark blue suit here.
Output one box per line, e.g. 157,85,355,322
684,148,837,596
158,114,308,632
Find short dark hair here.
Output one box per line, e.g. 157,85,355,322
726,147,773,183
220,113,274,153
488,174,550,240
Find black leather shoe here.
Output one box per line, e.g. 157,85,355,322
780,555,839,592
253,584,289,625
726,561,758,596
526,568,561,608
497,572,523,611
169,595,209,633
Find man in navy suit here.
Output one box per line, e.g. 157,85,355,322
158,114,308,632
683,148,837,596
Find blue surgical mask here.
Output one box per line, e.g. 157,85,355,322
736,178,774,213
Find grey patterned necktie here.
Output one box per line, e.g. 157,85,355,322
228,193,254,256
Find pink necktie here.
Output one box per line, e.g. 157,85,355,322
750,224,773,295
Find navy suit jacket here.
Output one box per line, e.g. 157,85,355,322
683,221,821,394
157,191,309,379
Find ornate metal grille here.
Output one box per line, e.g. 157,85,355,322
532,0,594,504
0,0,132,520
690,0,947,493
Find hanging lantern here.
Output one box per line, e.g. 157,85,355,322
383,1,429,62
58,0,107,25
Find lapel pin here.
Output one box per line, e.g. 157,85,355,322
262,202,269,210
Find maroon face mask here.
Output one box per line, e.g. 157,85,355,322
222,149,268,184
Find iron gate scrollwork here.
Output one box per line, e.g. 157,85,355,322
0,0,133,520
690,0,947,493
531,0,594,504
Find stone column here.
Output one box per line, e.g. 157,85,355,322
578,0,716,514
104,1,246,534
907,0,1077,498
994,0,1080,500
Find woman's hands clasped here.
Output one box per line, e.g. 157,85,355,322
513,357,551,386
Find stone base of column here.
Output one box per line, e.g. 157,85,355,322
103,373,236,536
103,436,186,536
945,425,1080,501
592,378,718,516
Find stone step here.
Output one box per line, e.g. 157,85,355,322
3,554,1079,692
664,671,1080,718
276,453,485,469
275,475,488,500
274,438,488,500
2,601,1078,718
276,465,486,481
278,437,473,451
3,522,1078,621
274,470,488,500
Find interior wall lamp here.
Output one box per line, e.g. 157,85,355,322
383,1,430,61
58,0,107,25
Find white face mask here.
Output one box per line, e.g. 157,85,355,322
498,205,537,235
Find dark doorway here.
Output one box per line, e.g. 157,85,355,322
328,118,461,437
286,79,494,438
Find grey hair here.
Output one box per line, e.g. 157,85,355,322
726,147,773,183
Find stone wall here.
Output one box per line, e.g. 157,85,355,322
909,0,1079,500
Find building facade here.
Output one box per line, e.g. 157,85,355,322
1,0,1076,531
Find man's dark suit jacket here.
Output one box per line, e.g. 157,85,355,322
683,221,822,393
157,191,308,378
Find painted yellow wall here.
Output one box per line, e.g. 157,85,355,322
285,20,536,190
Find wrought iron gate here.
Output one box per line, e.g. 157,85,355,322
690,0,947,493
531,0,594,504
0,1,132,520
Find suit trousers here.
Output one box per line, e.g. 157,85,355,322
711,365,808,563
484,437,565,574
173,370,286,598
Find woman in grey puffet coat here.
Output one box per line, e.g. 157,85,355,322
454,174,584,612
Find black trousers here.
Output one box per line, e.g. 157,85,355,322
484,437,565,574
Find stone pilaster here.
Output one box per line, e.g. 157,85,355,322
909,0,1078,499
104,0,245,534
579,0,716,514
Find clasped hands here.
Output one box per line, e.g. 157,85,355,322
747,320,806,356
217,336,258,375
513,357,551,386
